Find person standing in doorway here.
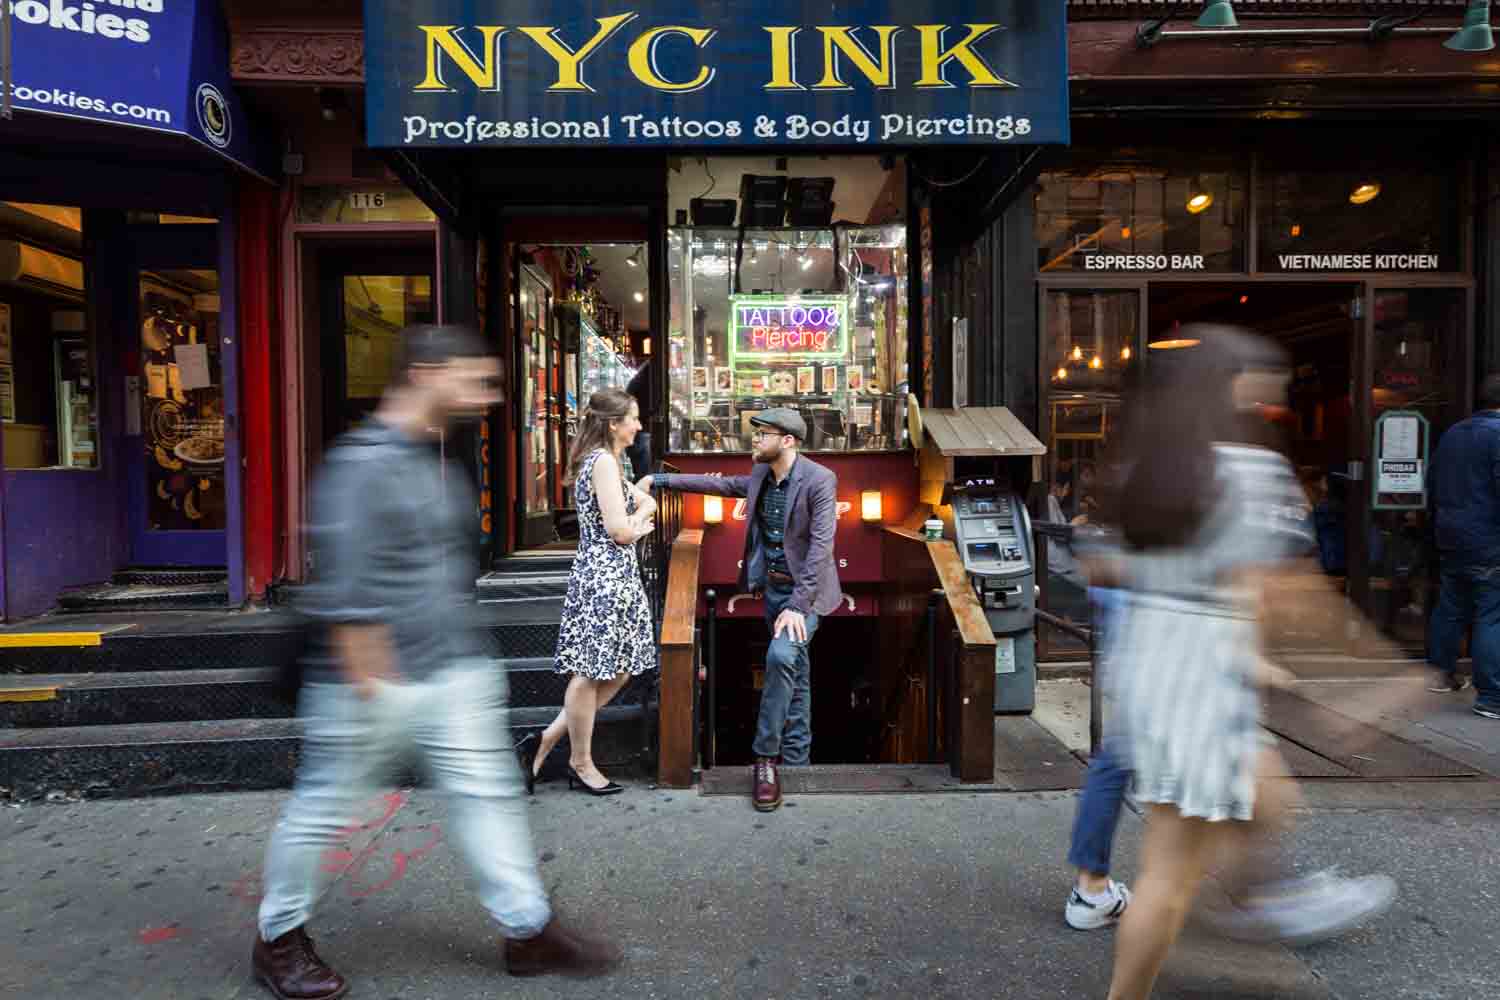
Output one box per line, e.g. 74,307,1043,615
1428,373,1500,718
253,325,620,1000
638,409,841,812
525,389,659,795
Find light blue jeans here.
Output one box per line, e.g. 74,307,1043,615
258,661,551,942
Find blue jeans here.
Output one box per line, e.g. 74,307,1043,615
1428,565,1500,710
1067,742,1132,876
1067,586,1133,876
258,661,550,942
754,581,820,764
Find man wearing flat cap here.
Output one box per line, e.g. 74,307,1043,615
638,408,841,812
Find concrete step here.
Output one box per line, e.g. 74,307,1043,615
0,621,564,674
0,668,289,728
0,704,656,801
57,582,229,613
0,717,302,800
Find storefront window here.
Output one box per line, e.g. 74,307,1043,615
667,225,908,453
0,202,96,471
140,270,224,530
295,186,437,224
1256,160,1462,274
1035,161,1246,274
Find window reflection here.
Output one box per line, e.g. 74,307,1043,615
1035,162,1245,273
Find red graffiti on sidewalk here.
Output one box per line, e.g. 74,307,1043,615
228,791,443,910
139,925,183,945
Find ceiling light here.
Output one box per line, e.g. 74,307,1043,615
1071,345,1083,361
1186,191,1214,215
1290,224,1302,237
1089,356,1103,370
1148,338,1203,350
1055,367,1068,381
633,291,645,303
1121,346,1132,361
1349,182,1382,205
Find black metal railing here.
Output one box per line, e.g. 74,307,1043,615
638,460,683,633
628,461,683,770
1032,522,1101,755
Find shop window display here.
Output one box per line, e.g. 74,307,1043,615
139,270,225,531
0,202,97,471
667,224,909,453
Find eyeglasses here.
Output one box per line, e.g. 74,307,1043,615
750,430,786,442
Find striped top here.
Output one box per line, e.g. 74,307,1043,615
1120,443,1314,609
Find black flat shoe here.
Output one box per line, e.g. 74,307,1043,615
566,766,623,796
516,734,541,796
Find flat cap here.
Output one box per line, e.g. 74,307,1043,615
749,407,806,441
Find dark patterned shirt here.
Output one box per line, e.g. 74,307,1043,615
758,465,794,577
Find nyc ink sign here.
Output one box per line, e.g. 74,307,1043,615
364,2,1069,148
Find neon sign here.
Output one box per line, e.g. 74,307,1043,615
729,295,847,362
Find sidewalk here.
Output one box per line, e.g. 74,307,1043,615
5,773,1499,999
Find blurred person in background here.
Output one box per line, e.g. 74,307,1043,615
1097,325,1395,1000
253,325,620,1000
523,388,658,795
1426,373,1500,717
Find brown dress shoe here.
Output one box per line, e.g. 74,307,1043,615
505,916,622,978
252,927,349,1000
752,757,783,812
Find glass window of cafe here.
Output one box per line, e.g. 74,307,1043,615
1031,142,1469,650
667,224,909,453
0,203,98,471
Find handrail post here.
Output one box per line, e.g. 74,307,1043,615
927,589,941,761
705,588,718,770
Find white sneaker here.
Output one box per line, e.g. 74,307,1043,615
1065,879,1132,930
1202,871,1398,947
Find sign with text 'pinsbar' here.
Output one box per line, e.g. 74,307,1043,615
363,1,1069,148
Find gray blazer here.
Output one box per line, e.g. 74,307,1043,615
661,456,842,617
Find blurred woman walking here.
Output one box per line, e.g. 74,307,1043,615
1098,325,1395,1000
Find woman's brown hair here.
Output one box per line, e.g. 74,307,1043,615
565,388,636,487
1110,324,1289,550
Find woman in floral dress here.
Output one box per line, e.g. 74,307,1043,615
522,388,657,795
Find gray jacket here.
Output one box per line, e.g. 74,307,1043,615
297,420,480,684
660,456,842,617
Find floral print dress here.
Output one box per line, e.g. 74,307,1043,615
555,449,657,680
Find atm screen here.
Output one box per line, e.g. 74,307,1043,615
972,500,996,514
968,542,1000,561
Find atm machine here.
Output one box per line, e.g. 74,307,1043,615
918,406,1045,715
949,475,1037,712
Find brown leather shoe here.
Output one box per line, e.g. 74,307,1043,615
752,757,783,812
252,926,348,1000
505,916,622,978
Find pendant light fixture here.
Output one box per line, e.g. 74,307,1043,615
1186,176,1215,215
1197,1,1238,27
1447,1,1495,51
1349,181,1382,205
